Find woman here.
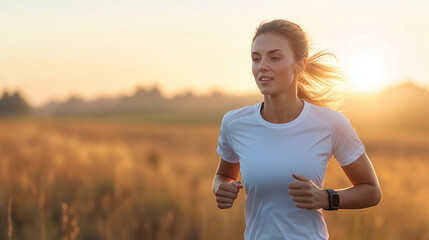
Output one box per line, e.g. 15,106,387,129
212,19,381,240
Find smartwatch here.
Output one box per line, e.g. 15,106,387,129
323,189,340,211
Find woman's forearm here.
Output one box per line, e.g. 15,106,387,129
333,153,382,210
336,183,381,209
289,174,381,210
212,174,235,195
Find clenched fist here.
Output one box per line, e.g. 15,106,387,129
288,174,328,209
214,181,244,209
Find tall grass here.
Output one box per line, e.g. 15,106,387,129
7,196,13,240
0,118,428,239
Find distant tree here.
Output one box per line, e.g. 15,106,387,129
0,91,31,116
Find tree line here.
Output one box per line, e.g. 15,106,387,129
0,91,31,116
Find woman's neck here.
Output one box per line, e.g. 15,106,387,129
261,94,304,124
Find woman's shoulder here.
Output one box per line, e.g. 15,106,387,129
305,101,351,126
221,102,261,125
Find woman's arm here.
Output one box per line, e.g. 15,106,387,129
289,152,381,210
212,158,244,209
337,152,381,209
212,158,240,192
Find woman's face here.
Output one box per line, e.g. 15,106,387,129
251,33,302,96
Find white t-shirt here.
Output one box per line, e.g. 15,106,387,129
216,99,365,240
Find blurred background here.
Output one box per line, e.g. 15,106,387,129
1,0,429,239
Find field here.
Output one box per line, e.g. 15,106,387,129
0,117,429,239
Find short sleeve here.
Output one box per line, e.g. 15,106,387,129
331,112,365,166
216,113,239,163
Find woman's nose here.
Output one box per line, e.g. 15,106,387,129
258,58,269,72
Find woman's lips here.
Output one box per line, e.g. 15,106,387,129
259,77,273,85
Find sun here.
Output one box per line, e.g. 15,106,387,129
345,50,387,94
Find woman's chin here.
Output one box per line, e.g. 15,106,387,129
258,87,278,96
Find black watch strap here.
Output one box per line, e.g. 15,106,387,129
323,189,339,211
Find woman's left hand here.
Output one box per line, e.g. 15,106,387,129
288,174,329,209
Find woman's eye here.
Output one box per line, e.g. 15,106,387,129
271,57,280,61
252,58,260,62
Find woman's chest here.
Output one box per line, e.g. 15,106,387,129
231,129,332,188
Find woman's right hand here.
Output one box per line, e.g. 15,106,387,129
214,181,244,209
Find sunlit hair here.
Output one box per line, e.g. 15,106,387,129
252,19,346,110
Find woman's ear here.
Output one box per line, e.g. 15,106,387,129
294,58,307,74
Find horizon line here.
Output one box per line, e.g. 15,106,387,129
1,79,428,108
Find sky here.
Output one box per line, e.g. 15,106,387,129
1,0,429,107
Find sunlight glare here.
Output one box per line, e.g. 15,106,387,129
345,51,386,93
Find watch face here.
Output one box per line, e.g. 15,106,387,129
332,193,340,207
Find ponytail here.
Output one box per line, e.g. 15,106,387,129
297,50,346,110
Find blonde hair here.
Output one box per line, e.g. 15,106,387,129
252,19,346,110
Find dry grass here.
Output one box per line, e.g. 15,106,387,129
0,118,428,239
7,196,13,240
